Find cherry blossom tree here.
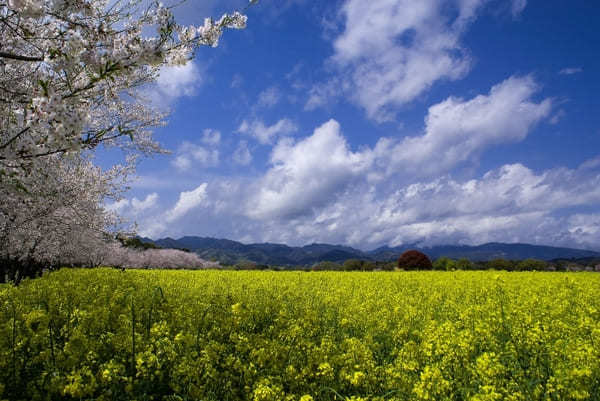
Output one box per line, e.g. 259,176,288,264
0,154,132,283
102,244,220,270
0,0,252,281
1,0,249,169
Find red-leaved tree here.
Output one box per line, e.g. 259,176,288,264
397,250,433,270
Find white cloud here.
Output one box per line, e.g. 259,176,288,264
237,118,298,145
131,193,158,212
149,62,203,108
105,193,158,217
173,155,192,171
374,75,552,176
134,155,600,248
105,199,130,214
172,140,220,171
358,162,600,248
305,79,341,111
567,214,600,246
311,0,488,121
232,140,252,165
233,159,600,249
134,114,600,249
201,129,221,146
138,220,167,239
510,0,527,17
246,119,372,219
579,156,600,171
257,86,281,108
380,163,600,226
166,183,208,222
190,146,219,167
559,67,583,75
131,74,568,247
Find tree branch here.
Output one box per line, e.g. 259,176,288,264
0,51,43,62
0,126,30,150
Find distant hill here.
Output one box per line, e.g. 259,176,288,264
138,236,600,266
369,242,600,262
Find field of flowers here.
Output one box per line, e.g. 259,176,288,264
1,269,599,401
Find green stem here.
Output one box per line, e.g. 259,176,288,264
131,298,136,378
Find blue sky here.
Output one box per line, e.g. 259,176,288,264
103,0,600,250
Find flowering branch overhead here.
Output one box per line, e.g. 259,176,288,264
0,0,248,168
0,0,251,281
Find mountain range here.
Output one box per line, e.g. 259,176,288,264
140,236,600,266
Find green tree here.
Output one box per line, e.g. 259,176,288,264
515,258,548,271
486,258,515,271
311,261,342,271
343,259,364,271
456,258,474,270
433,257,456,271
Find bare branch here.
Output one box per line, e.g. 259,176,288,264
0,50,43,62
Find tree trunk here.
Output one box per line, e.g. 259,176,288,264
0,259,6,284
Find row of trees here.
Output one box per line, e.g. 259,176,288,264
432,257,600,272
298,253,600,272
225,250,600,272
1,0,251,283
434,257,548,271
225,259,398,271
104,244,219,270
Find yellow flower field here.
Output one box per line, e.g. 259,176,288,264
1,269,599,400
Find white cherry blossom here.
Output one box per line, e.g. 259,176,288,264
0,0,252,281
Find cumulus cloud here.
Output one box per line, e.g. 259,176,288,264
137,220,168,239
257,86,281,108
237,118,298,145
105,193,158,216
131,193,159,212
133,155,600,249
374,75,552,176
369,162,600,248
373,163,600,234
305,78,342,111
172,140,220,171
134,112,600,249
173,155,192,171
150,75,554,244
310,0,487,121
567,214,600,245
129,185,209,238
232,140,252,165
148,62,203,108
105,199,130,214
229,160,600,249
246,119,372,220
201,129,221,146
166,183,208,222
